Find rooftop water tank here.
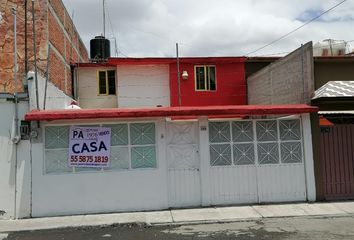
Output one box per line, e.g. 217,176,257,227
90,36,111,61
313,39,346,56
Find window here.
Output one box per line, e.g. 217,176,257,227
44,122,157,174
98,70,116,95
105,123,157,170
208,119,303,167
195,66,216,91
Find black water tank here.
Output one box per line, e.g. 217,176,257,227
90,36,111,61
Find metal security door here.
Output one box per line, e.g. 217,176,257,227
167,122,201,208
321,125,354,200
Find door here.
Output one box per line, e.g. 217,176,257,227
167,122,201,207
321,124,354,200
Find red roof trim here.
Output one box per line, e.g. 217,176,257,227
25,105,318,121
74,57,246,67
108,57,246,65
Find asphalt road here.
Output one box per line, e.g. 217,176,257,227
3,216,354,240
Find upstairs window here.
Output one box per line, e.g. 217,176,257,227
98,70,116,95
195,66,216,91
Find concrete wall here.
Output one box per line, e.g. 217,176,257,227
117,65,170,108
0,0,88,94
248,42,314,105
77,67,118,109
28,71,73,110
0,101,31,219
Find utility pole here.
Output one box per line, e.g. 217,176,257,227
24,0,28,80
103,0,106,37
176,43,181,106
32,0,39,110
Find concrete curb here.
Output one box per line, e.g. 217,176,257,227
1,202,354,233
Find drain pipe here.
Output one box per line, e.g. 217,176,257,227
11,7,20,220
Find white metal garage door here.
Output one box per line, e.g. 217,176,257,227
208,119,307,204
167,122,201,207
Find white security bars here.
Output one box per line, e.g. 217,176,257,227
44,123,156,174
209,119,303,167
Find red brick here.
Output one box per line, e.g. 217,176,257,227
1,0,88,94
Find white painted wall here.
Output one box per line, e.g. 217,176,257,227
28,71,73,110
301,113,316,202
0,101,31,219
30,115,316,217
117,65,170,108
31,119,168,217
77,67,118,109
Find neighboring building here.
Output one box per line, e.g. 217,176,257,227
0,0,87,220
0,0,88,94
247,42,354,201
311,57,354,200
74,57,247,109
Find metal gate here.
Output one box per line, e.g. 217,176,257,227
167,122,201,207
320,125,354,200
208,119,307,204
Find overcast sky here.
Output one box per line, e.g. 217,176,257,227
62,0,354,57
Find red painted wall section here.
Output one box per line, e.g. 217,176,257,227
169,59,246,107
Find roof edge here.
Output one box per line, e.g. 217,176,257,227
25,105,318,121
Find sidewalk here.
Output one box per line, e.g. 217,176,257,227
1,201,354,233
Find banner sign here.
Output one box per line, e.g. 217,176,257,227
68,126,111,168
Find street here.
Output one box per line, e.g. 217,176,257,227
2,216,354,240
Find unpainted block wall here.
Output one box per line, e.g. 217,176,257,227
0,0,88,95
248,42,314,105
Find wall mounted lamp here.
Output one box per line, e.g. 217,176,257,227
181,70,189,80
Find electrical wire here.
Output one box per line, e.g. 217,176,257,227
245,0,349,56
105,0,129,57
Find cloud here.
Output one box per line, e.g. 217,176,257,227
62,0,354,57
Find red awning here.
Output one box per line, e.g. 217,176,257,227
24,104,318,121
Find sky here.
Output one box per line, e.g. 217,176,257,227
62,0,354,57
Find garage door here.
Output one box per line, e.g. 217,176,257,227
208,119,307,204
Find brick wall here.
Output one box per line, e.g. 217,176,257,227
0,0,88,95
247,42,314,105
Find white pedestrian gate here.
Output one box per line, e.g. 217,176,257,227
167,122,201,207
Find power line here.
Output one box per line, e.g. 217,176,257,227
105,0,129,57
246,0,348,56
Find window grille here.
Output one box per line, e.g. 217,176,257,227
44,122,157,174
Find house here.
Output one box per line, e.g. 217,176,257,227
0,6,320,216
247,42,354,201
19,54,317,217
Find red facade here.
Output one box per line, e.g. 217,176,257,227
169,57,246,107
